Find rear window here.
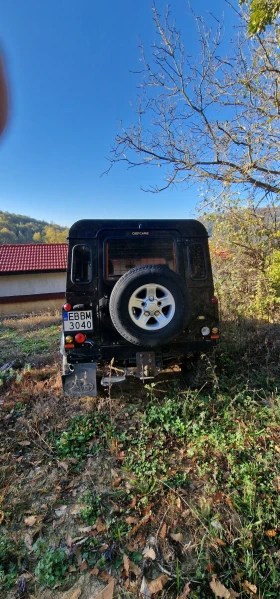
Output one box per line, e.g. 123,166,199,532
71,244,92,283
106,238,176,279
188,243,206,279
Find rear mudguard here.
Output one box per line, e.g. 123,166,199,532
62,363,97,397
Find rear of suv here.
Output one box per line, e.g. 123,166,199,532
61,219,219,396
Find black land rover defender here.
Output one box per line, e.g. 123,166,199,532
61,219,219,396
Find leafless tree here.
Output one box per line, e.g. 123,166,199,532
106,2,280,210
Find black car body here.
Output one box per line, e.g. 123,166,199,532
61,219,219,396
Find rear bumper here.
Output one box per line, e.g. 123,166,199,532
66,339,217,363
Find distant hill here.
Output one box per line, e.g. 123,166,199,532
0,211,69,244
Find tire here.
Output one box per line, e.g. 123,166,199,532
109,265,191,347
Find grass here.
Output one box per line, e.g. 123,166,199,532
0,312,279,598
0,310,61,367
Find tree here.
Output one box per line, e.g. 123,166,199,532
33,232,42,242
206,199,280,320
107,3,280,212
43,225,68,243
241,0,280,35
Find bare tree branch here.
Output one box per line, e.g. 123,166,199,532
106,3,280,210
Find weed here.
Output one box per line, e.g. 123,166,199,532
55,413,110,461
33,539,70,587
0,534,21,590
79,491,103,524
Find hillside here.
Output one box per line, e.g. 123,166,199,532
0,211,69,244
0,313,279,598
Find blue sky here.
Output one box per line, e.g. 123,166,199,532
0,0,236,227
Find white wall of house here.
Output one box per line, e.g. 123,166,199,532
0,298,63,317
0,272,66,297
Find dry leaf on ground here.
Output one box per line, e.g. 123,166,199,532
178,582,191,598
170,532,183,542
123,554,130,574
242,581,258,595
24,515,43,527
79,560,87,572
62,589,81,599
78,526,93,533
148,574,169,594
129,496,137,509
143,546,156,560
159,522,167,539
58,460,69,471
265,529,276,537
94,517,107,532
23,533,33,551
112,477,122,488
210,575,231,598
140,577,151,599
229,590,240,598
214,537,226,546
126,516,138,524
129,560,141,576
94,578,115,599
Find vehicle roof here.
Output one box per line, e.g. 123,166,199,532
69,219,208,239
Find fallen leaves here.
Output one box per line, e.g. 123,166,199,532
159,522,167,539
170,532,183,542
94,579,115,599
123,554,141,577
210,575,231,598
148,574,169,595
57,460,69,471
23,533,33,551
62,589,81,599
140,574,169,598
265,529,277,537
178,582,191,598
24,515,44,527
242,581,258,596
142,546,156,560
214,537,227,546
94,517,107,533
127,511,151,537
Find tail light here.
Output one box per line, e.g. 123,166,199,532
75,333,86,344
63,303,72,311
201,326,210,336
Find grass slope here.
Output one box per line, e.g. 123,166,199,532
0,313,279,599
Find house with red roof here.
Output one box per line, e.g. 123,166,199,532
0,243,67,316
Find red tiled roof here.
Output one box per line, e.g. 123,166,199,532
0,243,68,273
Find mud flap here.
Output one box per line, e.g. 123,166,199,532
62,363,97,397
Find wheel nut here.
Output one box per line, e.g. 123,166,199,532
144,311,150,316
154,310,160,316
148,296,154,301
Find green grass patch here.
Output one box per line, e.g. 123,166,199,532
0,534,22,590
55,413,113,461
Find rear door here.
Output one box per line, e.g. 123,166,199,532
97,228,181,344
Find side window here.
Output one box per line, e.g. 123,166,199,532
188,244,206,279
71,245,92,283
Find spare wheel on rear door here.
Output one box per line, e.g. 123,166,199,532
109,265,191,347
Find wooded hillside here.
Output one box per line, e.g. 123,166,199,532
0,211,68,244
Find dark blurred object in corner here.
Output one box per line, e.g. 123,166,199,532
0,53,8,136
